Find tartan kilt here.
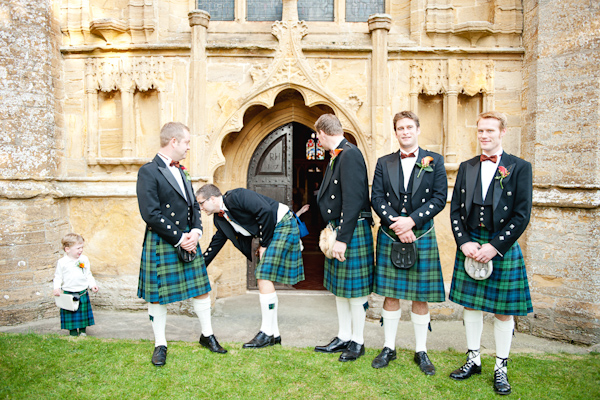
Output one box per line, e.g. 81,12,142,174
257,212,305,285
449,227,533,316
60,290,95,330
373,221,445,302
138,229,211,305
324,218,374,298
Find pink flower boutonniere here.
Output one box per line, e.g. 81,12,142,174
329,148,343,168
416,156,434,178
495,166,510,189
180,165,191,181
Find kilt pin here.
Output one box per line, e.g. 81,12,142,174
317,139,374,298
203,188,304,286
448,152,533,316
371,148,448,303
60,290,95,330
137,154,211,305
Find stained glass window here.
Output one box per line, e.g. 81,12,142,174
306,133,325,160
197,0,235,21
346,0,385,22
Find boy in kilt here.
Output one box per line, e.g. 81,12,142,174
312,114,375,362
371,111,448,373
197,184,305,349
137,122,226,367
53,233,99,337
448,111,533,395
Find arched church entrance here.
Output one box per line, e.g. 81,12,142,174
246,118,357,291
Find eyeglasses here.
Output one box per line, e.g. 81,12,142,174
198,198,209,206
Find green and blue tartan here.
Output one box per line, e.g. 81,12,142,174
60,290,95,330
373,220,445,302
324,218,374,298
138,229,211,305
257,212,305,285
449,227,533,316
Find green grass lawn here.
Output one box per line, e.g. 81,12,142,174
1,333,598,400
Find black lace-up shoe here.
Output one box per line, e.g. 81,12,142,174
371,347,397,369
414,351,436,375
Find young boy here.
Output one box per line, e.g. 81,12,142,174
53,233,99,337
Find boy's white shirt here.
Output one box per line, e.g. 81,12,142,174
53,254,97,292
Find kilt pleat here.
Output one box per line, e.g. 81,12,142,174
60,291,95,330
449,227,533,315
257,212,305,285
138,229,211,305
373,221,445,302
324,218,374,298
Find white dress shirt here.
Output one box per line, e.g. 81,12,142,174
400,147,419,191
481,149,503,201
221,200,290,237
53,255,96,292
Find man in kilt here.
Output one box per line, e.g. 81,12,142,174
371,111,448,373
312,114,375,362
197,184,305,349
448,111,533,395
137,122,226,367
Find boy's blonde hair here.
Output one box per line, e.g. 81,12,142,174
61,233,85,250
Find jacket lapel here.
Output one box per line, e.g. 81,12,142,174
411,148,424,194
465,158,479,216
386,152,401,200
155,155,186,201
493,152,515,211
318,138,346,200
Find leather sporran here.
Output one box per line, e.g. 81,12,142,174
464,258,493,280
177,246,196,263
390,241,417,269
319,224,337,259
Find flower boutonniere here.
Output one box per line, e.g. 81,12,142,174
416,156,434,178
180,165,191,181
329,148,343,168
495,166,510,189
77,260,85,269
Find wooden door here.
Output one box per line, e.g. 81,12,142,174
246,123,293,289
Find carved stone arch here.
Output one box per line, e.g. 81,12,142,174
207,85,369,180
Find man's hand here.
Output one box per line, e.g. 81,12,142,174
180,231,200,253
398,230,416,243
473,243,498,264
332,241,347,262
53,288,61,296
460,242,481,258
389,216,416,236
258,246,267,260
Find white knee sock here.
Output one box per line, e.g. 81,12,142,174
349,296,369,345
381,308,401,350
335,296,352,342
494,317,514,373
192,297,213,336
259,292,277,336
271,293,280,338
463,309,483,365
412,312,430,353
148,303,168,347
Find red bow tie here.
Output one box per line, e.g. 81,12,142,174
217,210,225,218
480,154,498,163
170,160,180,168
401,152,416,159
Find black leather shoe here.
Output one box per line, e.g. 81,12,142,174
199,334,227,354
449,359,482,380
493,369,512,395
314,337,350,353
151,345,167,367
372,347,397,369
414,351,436,375
272,336,281,346
243,331,274,349
339,341,365,362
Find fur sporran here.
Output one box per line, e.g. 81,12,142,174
464,258,493,280
319,224,337,259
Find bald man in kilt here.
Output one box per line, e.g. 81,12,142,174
313,114,375,362
137,122,226,367
371,111,447,373
197,184,305,349
448,111,533,395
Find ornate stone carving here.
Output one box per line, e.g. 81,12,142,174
410,60,447,95
410,59,494,96
85,57,165,93
345,94,363,113
314,61,331,84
